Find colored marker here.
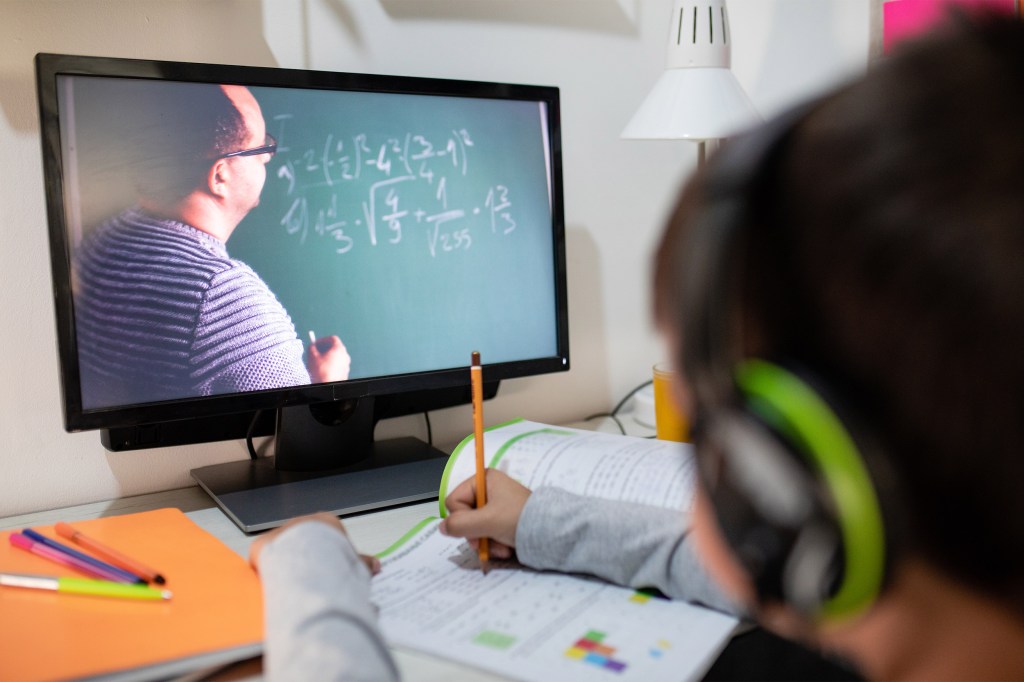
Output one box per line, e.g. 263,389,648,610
21,529,143,584
10,533,133,583
55,522,166,585
0,572,171,601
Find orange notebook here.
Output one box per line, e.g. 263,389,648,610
0,508,263,681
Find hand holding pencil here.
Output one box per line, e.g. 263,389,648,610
437,352,535,561
439,468,531,559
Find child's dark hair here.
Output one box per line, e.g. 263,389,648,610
655,12,1024,615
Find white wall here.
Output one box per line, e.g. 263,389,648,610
0,0,869,517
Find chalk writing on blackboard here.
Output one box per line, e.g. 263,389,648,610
269,115,518,258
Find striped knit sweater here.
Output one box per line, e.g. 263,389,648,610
74,208,309,409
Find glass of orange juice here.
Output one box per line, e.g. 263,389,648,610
652,362,689,442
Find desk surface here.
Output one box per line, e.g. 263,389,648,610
0,416,651,681
1,487,512,681
0,416,860,682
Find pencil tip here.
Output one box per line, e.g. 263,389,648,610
154,575,166,585
481,560,490,575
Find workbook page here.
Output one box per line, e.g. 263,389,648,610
373,520,737,682
439,420,697,514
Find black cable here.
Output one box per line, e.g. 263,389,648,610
423,411,433,446
245,409,263,460
583,379,654,435
611,379,653,417
585,413,626,435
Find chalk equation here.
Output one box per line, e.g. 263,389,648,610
269,115,519,257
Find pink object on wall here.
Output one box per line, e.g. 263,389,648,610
883,0,1018,53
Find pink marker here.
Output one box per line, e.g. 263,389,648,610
9,533,133,583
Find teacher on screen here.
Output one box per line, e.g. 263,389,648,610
73,82,349,409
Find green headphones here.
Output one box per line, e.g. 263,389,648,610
680,101,890,621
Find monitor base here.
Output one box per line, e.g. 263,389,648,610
191,437,448,533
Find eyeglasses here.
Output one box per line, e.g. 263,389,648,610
216,133,277,159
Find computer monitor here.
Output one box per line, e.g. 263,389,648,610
36,53,568,532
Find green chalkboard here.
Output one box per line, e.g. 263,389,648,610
229,86,559,380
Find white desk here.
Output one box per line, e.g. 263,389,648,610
0,487,514,681
0,416,655,681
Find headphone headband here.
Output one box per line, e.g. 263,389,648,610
680,97,890,620
682,99,820,409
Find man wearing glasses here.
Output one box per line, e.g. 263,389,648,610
73,83,349,409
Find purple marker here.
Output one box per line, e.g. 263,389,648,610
9,533,134,583
20,529,142,584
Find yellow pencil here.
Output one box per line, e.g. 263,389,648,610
471,351,490,573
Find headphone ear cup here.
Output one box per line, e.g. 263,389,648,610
698,360,888,620
697,408,843,613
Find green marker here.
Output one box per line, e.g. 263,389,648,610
0,572,172,601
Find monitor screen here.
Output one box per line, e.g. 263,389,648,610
37,54,568,531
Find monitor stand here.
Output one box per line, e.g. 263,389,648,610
191,440,448,533
190,398,449,533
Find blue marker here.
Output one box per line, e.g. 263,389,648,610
20,528,144,584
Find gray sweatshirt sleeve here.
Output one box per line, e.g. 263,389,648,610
515,487,743,615
258,522,400,682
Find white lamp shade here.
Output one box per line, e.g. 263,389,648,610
622,0,759,141
621,67,759,140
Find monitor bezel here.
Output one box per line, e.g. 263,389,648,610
36,52,569,435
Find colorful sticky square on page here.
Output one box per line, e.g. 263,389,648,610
576,637,600,651
564,630,629,673
472,630,517,650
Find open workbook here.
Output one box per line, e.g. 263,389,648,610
371,419,739,682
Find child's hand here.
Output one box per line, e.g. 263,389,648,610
249,511,380,575
439,469,531,559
